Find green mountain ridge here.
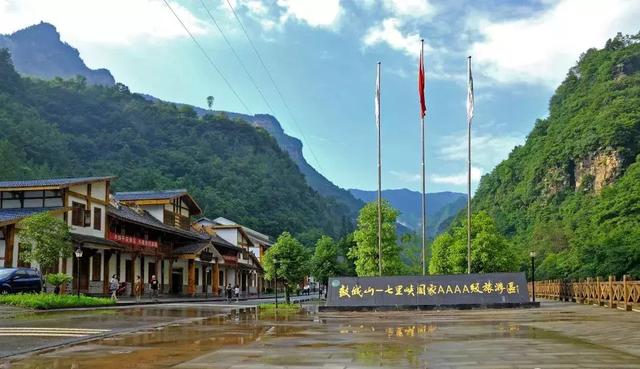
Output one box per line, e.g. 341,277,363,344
466,33,640,278
0,49,351,240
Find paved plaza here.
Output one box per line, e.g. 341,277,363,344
1,300,638,368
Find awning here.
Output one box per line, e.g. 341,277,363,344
71,233,124,249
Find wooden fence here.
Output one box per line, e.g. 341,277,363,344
528,275,639,311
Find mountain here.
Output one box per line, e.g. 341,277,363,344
0,22,363,216
0,22,114,85
467,33,640,279
0,49,351,240
349,189,466,237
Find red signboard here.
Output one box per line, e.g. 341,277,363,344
222,255,237,265
108,232,158,248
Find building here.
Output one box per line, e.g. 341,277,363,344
193,217,267,295
0,176,119,294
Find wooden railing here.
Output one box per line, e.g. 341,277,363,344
529,275,639,311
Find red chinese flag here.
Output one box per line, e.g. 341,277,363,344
418,44,426,118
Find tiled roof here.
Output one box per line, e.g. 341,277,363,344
173,242,211,255
0,176,114,189
0,207,65,226
108,205,207,241
114,189,188,201
71,234,123,249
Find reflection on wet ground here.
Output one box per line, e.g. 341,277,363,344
5,301,640,369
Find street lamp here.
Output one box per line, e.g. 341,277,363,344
529,251,536,303
273,258,279,309
74,247,83,298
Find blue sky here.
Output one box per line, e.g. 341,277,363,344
1,0,639,193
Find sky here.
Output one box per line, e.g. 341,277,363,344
1,0,639,193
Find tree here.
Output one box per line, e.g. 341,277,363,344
429,211,518,274
263,232,309,303
206,96,214,110
311,236,340,290
348,200,404,276
18,212,72,271
45,273,73,294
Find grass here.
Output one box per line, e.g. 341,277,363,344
0,293,116,310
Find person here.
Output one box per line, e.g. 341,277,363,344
134,275,143,302
303,284,310,296
234,285,240,302
150,275,159,301
226,284,232,302
109,275,119,301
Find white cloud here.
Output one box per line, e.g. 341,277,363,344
390,170,421,183
363,18,428,57
277,0,343,29
431,166,483,186
438,132,525,173
469,0,640,87
0,0,208,45
382,0,435,19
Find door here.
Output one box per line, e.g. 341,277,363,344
11,270,28,292
171,268,183,294
26,269,42,292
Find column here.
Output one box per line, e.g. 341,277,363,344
212,262,220,296
103,251,111,294
188,259,196,296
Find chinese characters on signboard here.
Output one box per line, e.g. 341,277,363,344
337,280,520,299
325,273,529,307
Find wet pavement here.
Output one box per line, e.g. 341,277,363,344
1,300,639,368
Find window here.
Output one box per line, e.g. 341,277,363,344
93,207,102,231
195,268,200,285
71,202,85,226
92,253,101,281
219,270,224,286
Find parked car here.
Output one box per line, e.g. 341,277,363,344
0,268,43,294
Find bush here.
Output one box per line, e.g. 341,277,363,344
0,293,115,309
45,273,73,293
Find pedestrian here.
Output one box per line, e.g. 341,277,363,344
234,285,240,302
134,275,143,302
226,284,232,302
150,275,159,301
109,275,119,301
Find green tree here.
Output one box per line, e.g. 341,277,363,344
263,232,309,303
429,211,518,274
348,200,404,276
18,212,72,271
310,235,340,289
206,95,214,110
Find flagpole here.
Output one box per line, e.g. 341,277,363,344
467,56,473,274
420,39,427,276
376,61,382,277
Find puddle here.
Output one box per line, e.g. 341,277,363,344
5,303,640,369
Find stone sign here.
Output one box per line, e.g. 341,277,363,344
325,272,530,309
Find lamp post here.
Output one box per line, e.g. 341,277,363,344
273,259,279,309
530,251,536,303
74,247,83,298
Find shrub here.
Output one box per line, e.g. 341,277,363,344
0,293,115,309
45,273,73,294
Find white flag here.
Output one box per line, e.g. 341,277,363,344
466,56,474,124
375,62,381,128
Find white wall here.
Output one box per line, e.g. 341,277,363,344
67,182,107,239
216,229,238,246
144,205,164,223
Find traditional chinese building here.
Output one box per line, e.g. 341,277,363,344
111,189,222,296
192,217,266,295
0,176,120,294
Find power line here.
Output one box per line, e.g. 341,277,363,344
162,0,251,114
224,0,325,173
199,0,278,117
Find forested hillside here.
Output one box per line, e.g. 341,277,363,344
0,49,351,240
469,33,640,278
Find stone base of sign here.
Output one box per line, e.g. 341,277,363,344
319,301,540,312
